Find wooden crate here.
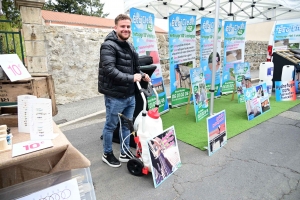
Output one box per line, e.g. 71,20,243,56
0,106,18,127
0,74,58,116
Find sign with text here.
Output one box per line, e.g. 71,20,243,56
0,54,31,82
274,22,300,51
130,8,169,113
190,67,209,122
200,17,222,98
275,81,297,101
206,110,227,156
12,140,53,157
169,13,196,107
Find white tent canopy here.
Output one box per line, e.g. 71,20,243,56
124,0,300,24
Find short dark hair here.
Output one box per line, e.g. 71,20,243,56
115,14,131,25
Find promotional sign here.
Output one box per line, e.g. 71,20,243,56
274,22,300,51
223,21,246,64
296,80,300,94
130,8,169,113
190,67,209,122
244,83,271,120
147,126,181,188
221,63,235,94
200,17,222,98
233,62,251,103
18,95,37,133
206,110,227,156
275,81,297,101
169,13,196,107
12,140,53,157
0,54,31,82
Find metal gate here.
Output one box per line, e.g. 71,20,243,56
0,19,25,64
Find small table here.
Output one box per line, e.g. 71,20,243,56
0,122,90,189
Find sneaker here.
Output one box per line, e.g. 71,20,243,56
119,151,135,163
102,152,121,167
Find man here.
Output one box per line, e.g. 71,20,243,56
99,14,151,167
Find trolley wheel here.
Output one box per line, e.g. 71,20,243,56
127,158,144,176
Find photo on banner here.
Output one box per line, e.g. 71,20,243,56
223,21,246,65
244,83,270,121
190,67,209,122
274,22,300,52
206,110,227,156
275,81,297,101
200,17,222,98
147,126,181,188
130,8,169,113
169,13,196,107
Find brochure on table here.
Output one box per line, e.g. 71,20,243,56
169,13,196,107
244,83,271,120
275,81,297,101
0,54,31,82
130,8,169,113
206,110,227,156
200,17,222,98
190,67,209,122
147,126,181,188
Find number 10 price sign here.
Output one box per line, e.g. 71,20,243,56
0,54,31,82
12,140,53,157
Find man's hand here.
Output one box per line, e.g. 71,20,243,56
134,74,142,82
142,73,151,82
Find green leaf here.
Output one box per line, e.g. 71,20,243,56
147,23,153,32
237,29,245,35
186,25,195,32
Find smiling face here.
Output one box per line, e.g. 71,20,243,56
115,19,131,41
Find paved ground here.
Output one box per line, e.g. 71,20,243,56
53,69,300,200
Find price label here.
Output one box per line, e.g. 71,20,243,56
0,54,31,82
12,140,53,157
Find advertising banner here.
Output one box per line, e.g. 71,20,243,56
244,83,271,120
169,13,196,107
274,22,300,51
221,63,235,94
275,81,297,101
200,17,222,98
206,110,227,156
147,126,181,188
234,62,251,103
223,21,246,65
130,8,169,113
190,67,209,122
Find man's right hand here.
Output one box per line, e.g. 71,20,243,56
133,73,142,82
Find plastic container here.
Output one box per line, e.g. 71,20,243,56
259,62,274,82
281,65,295,81
0,167,96,200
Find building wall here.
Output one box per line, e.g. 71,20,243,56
44,25,268,104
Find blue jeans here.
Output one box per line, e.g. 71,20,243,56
103,95,135,154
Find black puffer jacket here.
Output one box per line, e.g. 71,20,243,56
98,31,142,98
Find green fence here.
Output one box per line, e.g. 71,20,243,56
0,20,25,65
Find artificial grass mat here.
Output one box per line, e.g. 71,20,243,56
161,95,300,150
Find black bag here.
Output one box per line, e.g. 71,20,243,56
138,55,153,66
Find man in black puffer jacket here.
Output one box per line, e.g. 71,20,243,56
99,14,151,168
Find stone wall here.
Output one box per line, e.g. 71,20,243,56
44,25,268,104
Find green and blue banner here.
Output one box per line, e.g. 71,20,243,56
200,17,222,98
221,63,235,94
223,21,246,65
169,13,196,107
190,67,209,122
130,8,169,113
274,22,300,50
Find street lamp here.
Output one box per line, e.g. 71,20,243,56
0,0,3,15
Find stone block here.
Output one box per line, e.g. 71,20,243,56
22,24,44,40
26,56,48,73
20,7,43,24
25,41,46,56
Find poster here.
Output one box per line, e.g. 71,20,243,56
244,83,271,120
200,17,222,98
221,63,235,94
130,8,169,113
275,81,297,101
147,126,181,188
169,13,196,107
296,80,300,94
190,67,209,122
223,21,246,65
274,22,300,51
206,110,227,156
234,62,251,103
